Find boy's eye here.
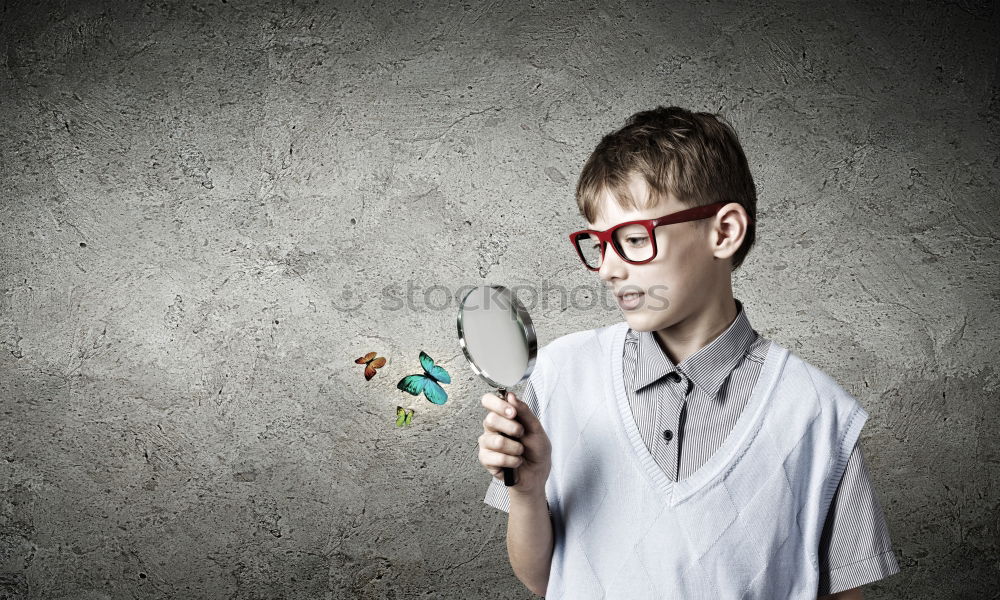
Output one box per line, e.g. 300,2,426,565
624,236,649,247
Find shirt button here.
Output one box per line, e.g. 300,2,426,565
663,429,674,441
667,372,681,383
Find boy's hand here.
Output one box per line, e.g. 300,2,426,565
478,391,551,497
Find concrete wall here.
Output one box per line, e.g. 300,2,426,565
1,0,997,597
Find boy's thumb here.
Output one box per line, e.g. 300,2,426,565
510,393,539,431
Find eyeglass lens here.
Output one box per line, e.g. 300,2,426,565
577,224,655,268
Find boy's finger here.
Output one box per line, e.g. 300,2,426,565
487,431,524,456
480,448,523,469
483,411,524,438
481,391,544,436
481,392,517,419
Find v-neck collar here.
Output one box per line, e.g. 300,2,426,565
606,321,789,506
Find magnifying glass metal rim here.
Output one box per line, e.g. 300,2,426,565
456,284,538,390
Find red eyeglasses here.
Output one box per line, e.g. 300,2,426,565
569,201,749,271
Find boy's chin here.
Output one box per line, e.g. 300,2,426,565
622,310,672,332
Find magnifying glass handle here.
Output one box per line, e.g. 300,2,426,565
497,387,518,487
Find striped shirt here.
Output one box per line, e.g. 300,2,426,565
484,298,900,595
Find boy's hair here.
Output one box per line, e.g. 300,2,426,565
576,106,758,271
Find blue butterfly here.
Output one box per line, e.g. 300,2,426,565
397,351,451,405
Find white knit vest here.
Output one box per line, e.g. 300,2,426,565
531,321,868,599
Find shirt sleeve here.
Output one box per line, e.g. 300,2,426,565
483,378,543,513
817,439,902,595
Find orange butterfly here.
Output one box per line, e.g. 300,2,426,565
355,352,387,381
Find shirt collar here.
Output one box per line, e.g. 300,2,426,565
627,298,759,399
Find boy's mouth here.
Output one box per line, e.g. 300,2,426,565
615,290,645,310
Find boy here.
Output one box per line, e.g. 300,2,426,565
477,106,900,599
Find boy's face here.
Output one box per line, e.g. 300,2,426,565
588,174,729,333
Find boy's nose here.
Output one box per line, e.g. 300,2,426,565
597,244,628,282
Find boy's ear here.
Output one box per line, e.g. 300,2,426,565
709,204,749,261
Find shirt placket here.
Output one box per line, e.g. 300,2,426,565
652,370,693,482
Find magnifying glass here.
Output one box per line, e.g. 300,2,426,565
457,285,537,487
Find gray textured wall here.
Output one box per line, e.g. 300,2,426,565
2,0,998,598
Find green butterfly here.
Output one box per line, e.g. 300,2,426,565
396,351,451,405
395,406,414,427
